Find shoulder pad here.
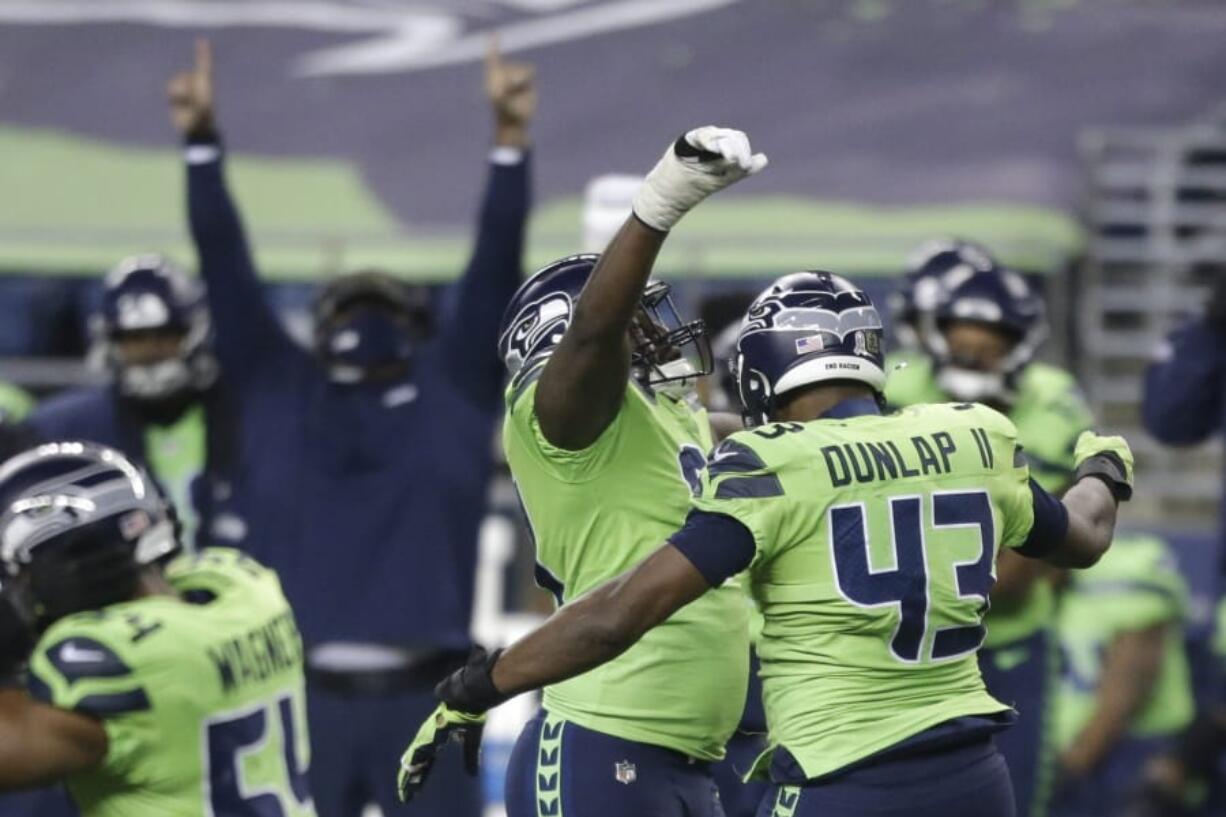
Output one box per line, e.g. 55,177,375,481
30,616,152,718
701,431,789,500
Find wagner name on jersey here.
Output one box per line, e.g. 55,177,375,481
688,402,1049,780
503,372,749,761
26,548,314,817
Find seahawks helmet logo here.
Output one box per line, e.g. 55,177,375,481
501,292,573,374
742,297,882,339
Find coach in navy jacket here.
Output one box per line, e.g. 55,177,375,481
168,39,534,816
1142,294,1225,505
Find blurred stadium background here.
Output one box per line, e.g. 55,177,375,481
1,1,1225,815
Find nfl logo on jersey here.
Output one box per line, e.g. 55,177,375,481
614,760,637,785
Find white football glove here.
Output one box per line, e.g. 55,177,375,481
632,126,768,232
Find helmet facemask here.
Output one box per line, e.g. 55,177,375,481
98,257,219,412
630,282,713,395
929,315,1043,409
109,322,217,407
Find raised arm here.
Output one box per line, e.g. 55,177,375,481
535,128,767,450
168,39,295,375
435,38,535,407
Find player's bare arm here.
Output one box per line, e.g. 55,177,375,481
1059,622,1166,779
0,690,107,789
534,128,766,450
1045,432,1133,568
533,219,668,450
396,541,711,803
490,543,708,697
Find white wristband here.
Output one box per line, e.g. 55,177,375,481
185,144,222,165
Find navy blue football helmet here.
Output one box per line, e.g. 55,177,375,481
313,270,432,384
733,272,886,426
0,442,179,628
923,265,1047,405
98,254,217,402
889,239,997,350
497,254,713,389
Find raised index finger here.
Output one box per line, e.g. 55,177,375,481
195,37,213,80
486,32,502,74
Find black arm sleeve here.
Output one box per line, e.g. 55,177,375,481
669,511,757,587
1014,478,1070,559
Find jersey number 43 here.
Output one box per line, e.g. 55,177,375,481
831,491,996,664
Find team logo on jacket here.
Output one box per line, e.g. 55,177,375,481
614,759,637,784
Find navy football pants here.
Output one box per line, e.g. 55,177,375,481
712,652,771,817
712,730,770,817
0,787,77,817
980,629,1057,817
505,709,725,817
754,737,1015,817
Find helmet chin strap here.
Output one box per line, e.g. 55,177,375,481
936,366,1015,407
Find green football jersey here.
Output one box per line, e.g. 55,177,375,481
691,402,1036,779
144,404,207,550
0,380,34,423
27,548,314,817
1213,598,1226,662
1054,533,1194,748
885,355,1093,646
504,374,749,761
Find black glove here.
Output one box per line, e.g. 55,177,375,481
435,646,507,715
0,589,35,687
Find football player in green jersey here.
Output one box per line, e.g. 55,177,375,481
886,244,1093,817
1132,596,1226,817
1051,532,1193,817
408,270,1132,817
397,126,767,814
0,442,314,817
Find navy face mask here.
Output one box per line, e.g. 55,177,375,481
318,306,417,384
